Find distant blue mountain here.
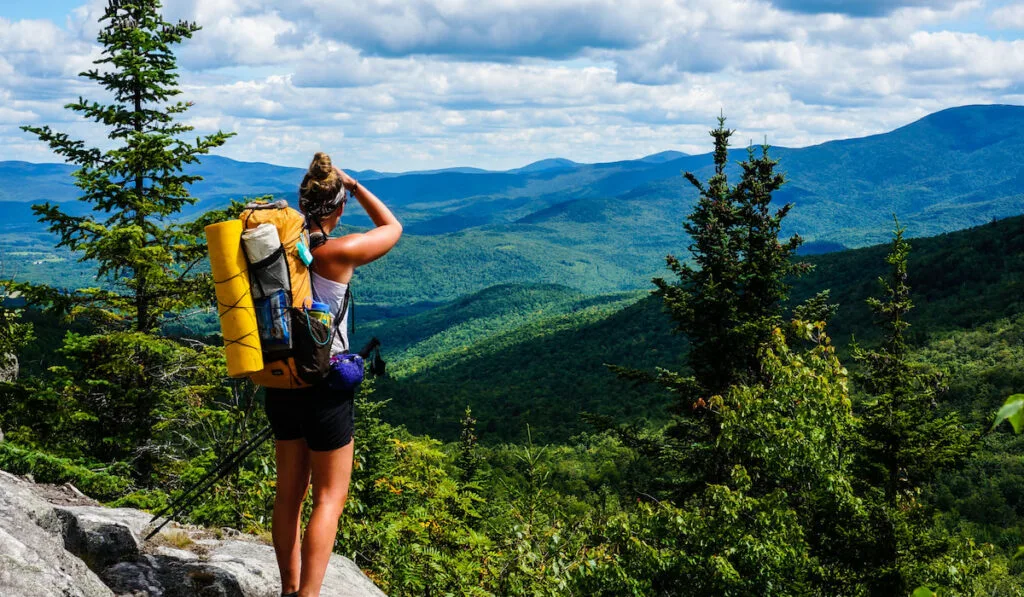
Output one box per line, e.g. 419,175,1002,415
639,150,688,163
509,158,579,174
3,104,1023,265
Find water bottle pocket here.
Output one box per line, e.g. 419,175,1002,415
248,245,291,300
292,309,332,384
255,289,292,356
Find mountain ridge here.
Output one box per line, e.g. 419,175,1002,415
5,104,1024,306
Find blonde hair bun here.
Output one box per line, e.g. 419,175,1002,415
299,152,346,220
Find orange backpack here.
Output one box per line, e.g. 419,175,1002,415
240,200,332,389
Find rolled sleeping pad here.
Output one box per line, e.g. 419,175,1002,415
206,220,264,377
241,223,290,300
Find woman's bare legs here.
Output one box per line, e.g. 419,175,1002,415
298,439,354,597
272,439,311,594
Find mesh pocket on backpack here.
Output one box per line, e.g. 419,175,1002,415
249,245,291,300
292,309,332,384
249,245,294,357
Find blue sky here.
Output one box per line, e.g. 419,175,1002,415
0,0,1022,171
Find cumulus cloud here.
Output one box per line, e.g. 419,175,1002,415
991,3,1024,29
1,0,1022,171
278,0,663,59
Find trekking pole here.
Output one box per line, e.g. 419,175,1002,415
147,423,272,525
357,337,380,358
145,424,273,541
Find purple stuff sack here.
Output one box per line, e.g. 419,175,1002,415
328,352,364,391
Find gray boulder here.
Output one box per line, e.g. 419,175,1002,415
0,470,114,596
0,470,386,596
99,538,386,597
51,506,152,572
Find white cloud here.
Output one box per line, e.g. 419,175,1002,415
0,0,1021,171
990,3,1024,29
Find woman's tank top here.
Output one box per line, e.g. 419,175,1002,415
311,270,350,356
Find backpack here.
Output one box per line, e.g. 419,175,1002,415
239,200,334,389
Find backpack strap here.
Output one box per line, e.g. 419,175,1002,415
326,285,352,353
308,269,354,353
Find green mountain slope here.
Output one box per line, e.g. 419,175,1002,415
373,288,683,442
321,104,1024,306
372,214,1024,443
7,105,1024,308
353,283,644,372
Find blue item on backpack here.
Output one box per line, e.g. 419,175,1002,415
254,289,292,351
327,352,364,391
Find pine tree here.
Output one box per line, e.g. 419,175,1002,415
456,406,481,483
850,217,978,595
8,0,237,480
623,116,811,492
652,122,809,407
19,0,233,332
595,119,869,594
653,116,743,401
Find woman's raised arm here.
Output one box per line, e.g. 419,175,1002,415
324,170,402,267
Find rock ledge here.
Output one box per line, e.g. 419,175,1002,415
0,470,385,597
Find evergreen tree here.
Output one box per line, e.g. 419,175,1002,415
7,0,238,479
850,217,978,595
613,116,811,492
19,0,233,332
456,406,481,483
652,119,810,404
653,115,743,401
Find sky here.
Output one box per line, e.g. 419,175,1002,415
0,0,1022,171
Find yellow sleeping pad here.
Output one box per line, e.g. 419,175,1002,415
205,220,263,377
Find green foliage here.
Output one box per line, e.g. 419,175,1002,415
0,301,33,357
0,443,132,500
457,407,482,483
338,388,495,595
1,331,233,481
994,394,1024,433
584,323,861,596
849,219,979,596
17,0,232,332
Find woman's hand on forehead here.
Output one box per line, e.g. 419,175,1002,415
334,166,357,189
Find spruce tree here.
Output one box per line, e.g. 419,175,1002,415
653,122,808,406
850,218,977,595
596,119,867,594
19,0,233,332
635,117,811,491
456,406,481,483
9,0,236,479
654,116,743,401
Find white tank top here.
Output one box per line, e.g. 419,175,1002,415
310,271,350,356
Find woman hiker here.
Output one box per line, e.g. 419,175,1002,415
264,152,402,597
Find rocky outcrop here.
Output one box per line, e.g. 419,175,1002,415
0,470,386,597
0,470,113,596
0,352,18,383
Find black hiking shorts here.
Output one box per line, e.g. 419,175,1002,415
263,382,355,451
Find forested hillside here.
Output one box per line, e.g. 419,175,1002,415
6,105,1024,306
367,213,1024,443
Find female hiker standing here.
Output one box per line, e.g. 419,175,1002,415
264,152,402,597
